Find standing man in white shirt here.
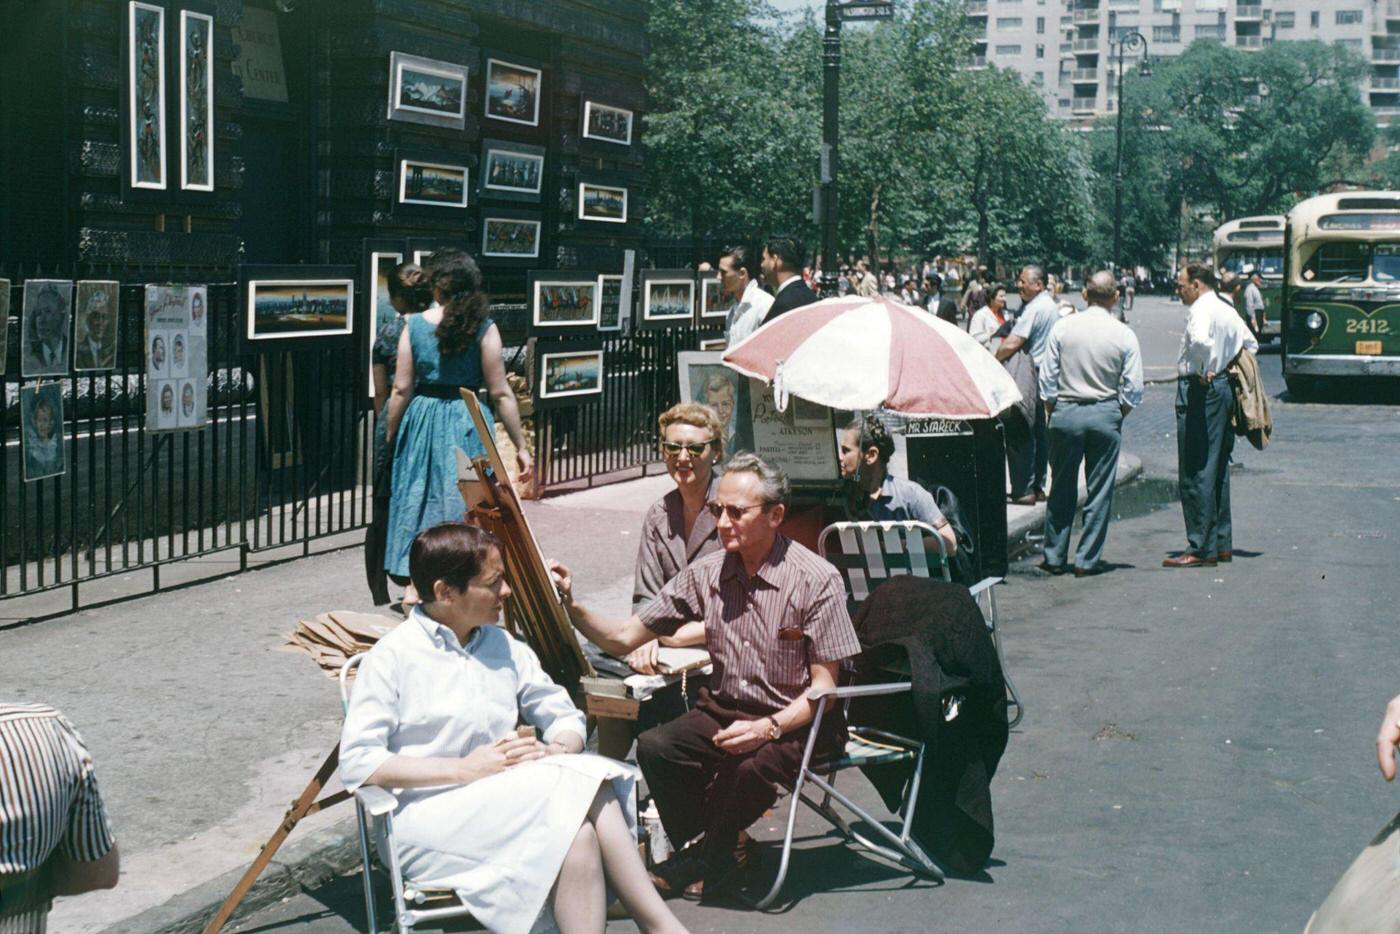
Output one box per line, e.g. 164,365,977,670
1243,268,1268,336
718,244,773,346
1038,271,1143,577
996,265,1059,504
1165,263,1259,569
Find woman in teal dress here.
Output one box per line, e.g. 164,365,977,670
383,249,533,594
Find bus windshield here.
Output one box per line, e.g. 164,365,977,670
1219,249,1283,277
1300,241,1400,283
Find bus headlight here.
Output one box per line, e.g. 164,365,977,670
1305,311,1325,332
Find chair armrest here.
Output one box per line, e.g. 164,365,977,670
968,576,1004,598
809,682,913,701
354,784,398,817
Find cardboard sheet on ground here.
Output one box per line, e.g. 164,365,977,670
279,610,399,679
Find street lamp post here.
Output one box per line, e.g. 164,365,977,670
1111,30,1150,276
821,1,841,296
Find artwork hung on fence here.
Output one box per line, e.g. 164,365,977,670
581,101,633,146
481,140,545,201
639,272,694,330
387,52,468,130
699,276,727,322
0,281,10,376
364,243,404,399
485,58,541,126
597,275,625,332
529,273,599,334
481,216,541,259
180,10,214,191
398,158,469,208
20,279,74,378
128,1,166,190
537,345,604,404
20,383,65,482
242,268,355,347
73,281,121,371
145,284,209,432
699,336,727,351
577,182,628,224
676,350,751,457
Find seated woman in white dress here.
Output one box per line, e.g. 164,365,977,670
340,522,686,934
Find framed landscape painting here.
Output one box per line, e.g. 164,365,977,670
485,58,541,127
481,139,545,201
582,101,633,146
398,158,468,209
388,52,468,130
577,182,628,224
529,272,599,334
481,216,541,260
639,272,694,330
241,265,356,350
536,344,604,405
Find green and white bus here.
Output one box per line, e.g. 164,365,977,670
1282,192,1400,396
1213,215,1283,338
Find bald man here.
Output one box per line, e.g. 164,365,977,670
1037,270,1143,576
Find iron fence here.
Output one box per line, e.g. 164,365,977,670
2,269,372,612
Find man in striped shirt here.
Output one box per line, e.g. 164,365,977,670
0,703,118,932
552,453,861,899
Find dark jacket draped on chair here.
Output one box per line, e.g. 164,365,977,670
848,576,1009,874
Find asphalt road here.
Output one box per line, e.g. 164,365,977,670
22,294,1400,933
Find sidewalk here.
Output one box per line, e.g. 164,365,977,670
12,455,1136,934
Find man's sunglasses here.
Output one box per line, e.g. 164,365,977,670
706,501,767,521
660,439,718,458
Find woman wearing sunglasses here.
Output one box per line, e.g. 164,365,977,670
626,403,724,682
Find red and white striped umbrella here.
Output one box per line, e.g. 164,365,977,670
722,296,1021,419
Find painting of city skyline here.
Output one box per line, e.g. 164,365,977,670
246,278,354,341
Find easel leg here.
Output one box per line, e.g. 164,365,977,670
202,745,348,933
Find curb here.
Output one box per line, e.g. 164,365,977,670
125,452,1147,933
105,820,364,934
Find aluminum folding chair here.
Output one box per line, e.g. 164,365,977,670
340,654,475,933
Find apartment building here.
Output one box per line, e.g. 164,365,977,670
965,1,1400,123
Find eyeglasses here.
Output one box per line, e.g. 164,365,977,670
660,440,717,458
706,501,767,521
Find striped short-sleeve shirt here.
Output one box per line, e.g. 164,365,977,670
638,534,861,716
0,702,115,883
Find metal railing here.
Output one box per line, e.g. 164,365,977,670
2,272,372,612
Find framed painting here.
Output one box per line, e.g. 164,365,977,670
484,57,542,126
698,336,727,351
597,274,625,332
528,272,599,335
581,101,633,146
676,350,751,458
481,215,542,261
398,157,469,209
387,51,468,130
363,239,405,398
536,343,604,406
20,279,74,378
698,275,727,322
0,280,10,376
241,265,356,351
20,383,66,482
577,182,628,224
127,1,167,191
179,10,214,191
480,139,545,202
639,271,694,330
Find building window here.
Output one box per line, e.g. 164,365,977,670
1311,11,1320,28
1032,72,1045,85
1275,12,1294,28
1037,16,1045,34
1194,23,1225,39
1335,10,1363,26
1337,38,1363,51
1036,43,1045,58
1153,26,1180,43
996,17,1022,28
996,43,1022,54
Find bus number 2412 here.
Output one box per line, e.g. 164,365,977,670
1346,319,1391,334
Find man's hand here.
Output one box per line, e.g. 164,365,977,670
548,560,573,605
1199,370,1215,387
1377,693,1400,780
626,639,661,675
713,718,772,756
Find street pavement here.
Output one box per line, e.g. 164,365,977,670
7,294,1400,932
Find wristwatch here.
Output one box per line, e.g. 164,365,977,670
765,717,782,741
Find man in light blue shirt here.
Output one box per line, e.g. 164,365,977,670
1038,271,1143,576
996,265,1059,502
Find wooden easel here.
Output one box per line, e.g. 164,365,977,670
201,746,348,933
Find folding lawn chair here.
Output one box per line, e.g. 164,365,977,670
340,653,474,933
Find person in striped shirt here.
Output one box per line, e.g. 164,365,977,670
0,703,118,932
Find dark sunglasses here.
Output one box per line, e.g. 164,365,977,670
660,439,718,458
706,501,767,521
